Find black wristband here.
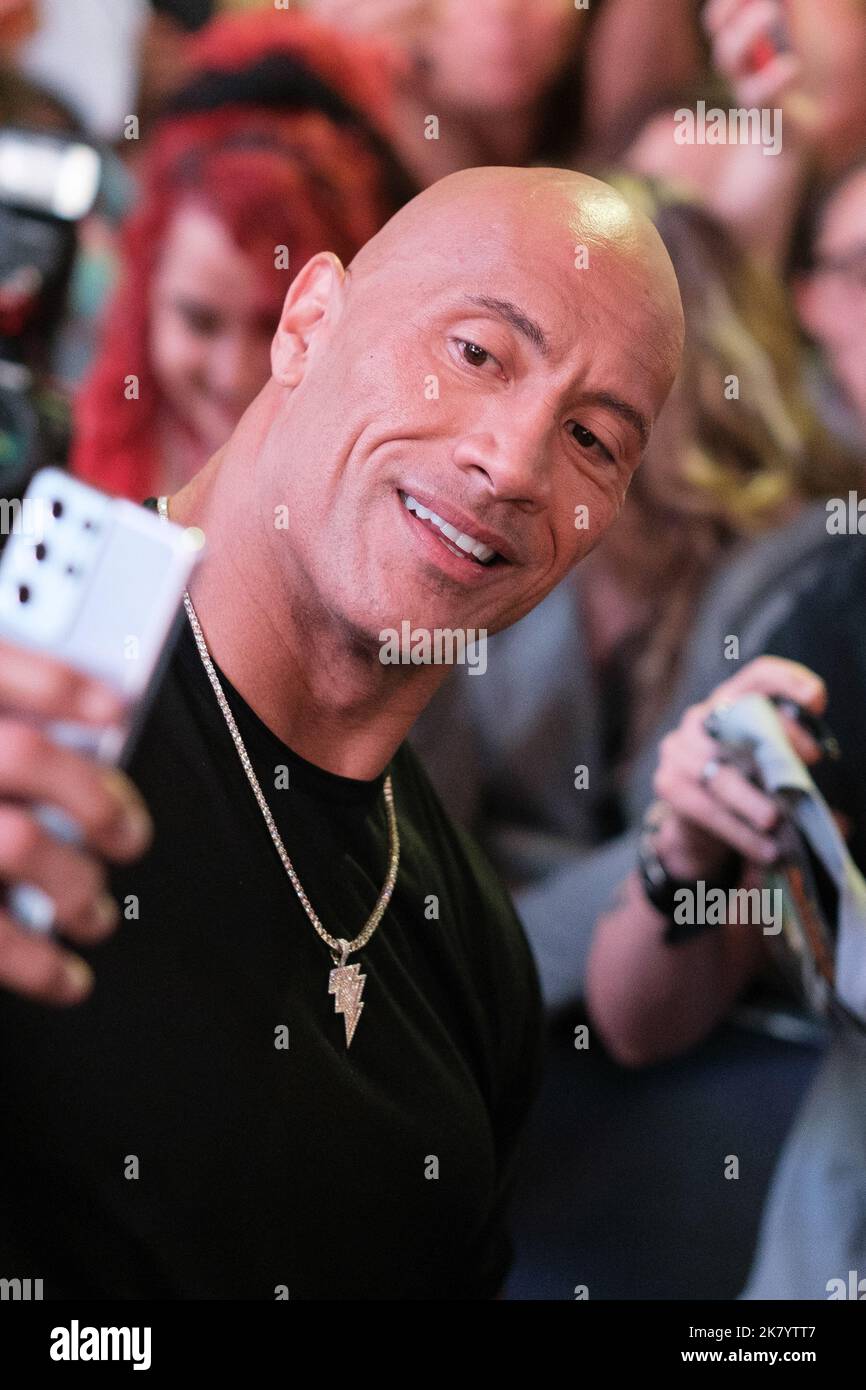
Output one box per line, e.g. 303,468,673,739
637,803,744,945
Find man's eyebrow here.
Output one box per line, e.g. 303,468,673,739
461,296,650,449
464,295,551,357
582,391,651,452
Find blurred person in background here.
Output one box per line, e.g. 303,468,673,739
571,0,705,160
625,0,866,269
0,0,34,56
0,1,107,491
15,0,150,142
588,529,866,1297
307,0,588,184
138,3,216,127
412,179,860,1015
0,0,68,131
307,0,705,185
790,159,866,455
71,12,415,499
0,127,101,495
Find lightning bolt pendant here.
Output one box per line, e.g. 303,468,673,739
329,939,366,1047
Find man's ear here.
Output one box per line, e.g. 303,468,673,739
271,251,347,388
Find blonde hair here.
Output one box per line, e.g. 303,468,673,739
598,175,860,744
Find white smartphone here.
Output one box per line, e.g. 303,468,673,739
0,468,202,932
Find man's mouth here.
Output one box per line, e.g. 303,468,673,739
398,491,502,566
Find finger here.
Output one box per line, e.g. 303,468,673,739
772,712,821,766
710,657,826,713
0,806,120,938
0,639,125,725
683,690,822,765
0,721,152,861
697,699,822,764
730,53,802,108
703,0,753,37
655,775,780,864
699,764,782,835
663,731,782,835
712,0,789,72
0,909,94,1005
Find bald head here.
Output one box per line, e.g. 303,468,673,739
349,166,684,379
255,162,685,648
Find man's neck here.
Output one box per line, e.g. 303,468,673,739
165,438,446,782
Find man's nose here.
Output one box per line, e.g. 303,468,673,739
451,412,553,510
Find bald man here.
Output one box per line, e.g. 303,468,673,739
0,167,682,1299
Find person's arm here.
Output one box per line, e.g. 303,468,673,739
587,655,827,1066
587,867,767,1067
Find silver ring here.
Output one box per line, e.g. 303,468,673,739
700,757,723,789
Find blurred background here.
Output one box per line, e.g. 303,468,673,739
4,0,866,1299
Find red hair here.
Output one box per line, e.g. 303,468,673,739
178,9,396,135
72,13,404,500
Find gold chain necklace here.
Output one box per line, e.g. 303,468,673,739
156,496,400,1047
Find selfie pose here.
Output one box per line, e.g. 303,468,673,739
0,166,683,1299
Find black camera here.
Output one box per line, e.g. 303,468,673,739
0,127,101,496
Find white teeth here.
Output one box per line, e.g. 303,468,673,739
401,492,498,564
404,494,431,521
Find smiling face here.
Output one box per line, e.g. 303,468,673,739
149,203,282,457
257,167,683,648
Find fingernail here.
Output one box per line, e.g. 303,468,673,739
63,957,93,999
102,771,152,849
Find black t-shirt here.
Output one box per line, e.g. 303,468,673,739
0,519,543,1299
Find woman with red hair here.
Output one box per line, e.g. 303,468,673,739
72,12,414,499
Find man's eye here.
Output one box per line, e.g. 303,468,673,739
456,339,496,369
569,422,615,462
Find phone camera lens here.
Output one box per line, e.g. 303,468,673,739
51,500,64,518
34,543,47,561
17,584,30,603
